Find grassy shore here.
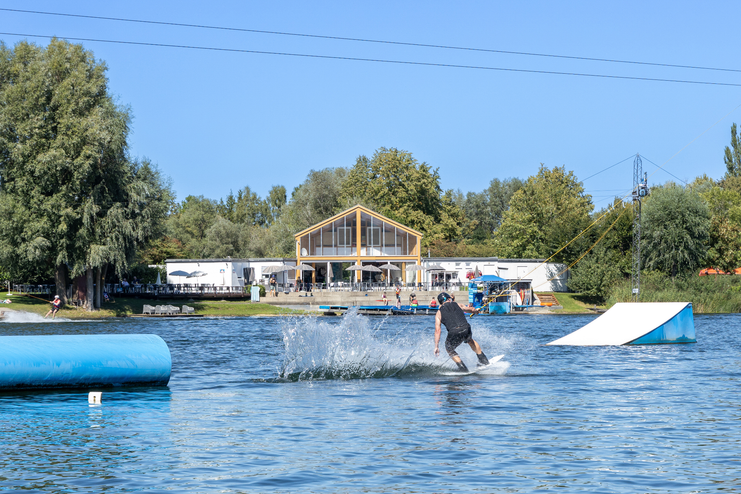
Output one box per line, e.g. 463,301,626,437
1,294,305,319
538,292,606,314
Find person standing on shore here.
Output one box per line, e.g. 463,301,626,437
433,292,490,372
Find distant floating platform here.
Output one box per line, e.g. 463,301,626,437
319,305,438,316
547,302,696,346
129,314,203,318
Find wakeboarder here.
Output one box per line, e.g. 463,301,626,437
433,292,490,372
44,295,62,319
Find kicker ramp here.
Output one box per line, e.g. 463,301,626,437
547,302,695,346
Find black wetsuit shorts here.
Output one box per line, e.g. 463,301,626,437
445,326,472,356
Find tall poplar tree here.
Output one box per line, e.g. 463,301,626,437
0,39,171,308
724,123,741,178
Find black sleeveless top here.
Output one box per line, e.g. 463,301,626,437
439,302,470,332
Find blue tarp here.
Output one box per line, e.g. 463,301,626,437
470,275,507,283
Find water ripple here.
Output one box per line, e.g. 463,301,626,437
0,312,738,492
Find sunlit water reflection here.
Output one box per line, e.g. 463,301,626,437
1,311,738,492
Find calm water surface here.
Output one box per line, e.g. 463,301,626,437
0,310,739,493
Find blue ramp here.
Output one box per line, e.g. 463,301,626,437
547,302,695,346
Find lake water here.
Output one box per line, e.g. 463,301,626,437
0,309,739,493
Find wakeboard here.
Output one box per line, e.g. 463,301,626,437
441,354,505,376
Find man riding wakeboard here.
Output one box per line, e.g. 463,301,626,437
433,292,490,372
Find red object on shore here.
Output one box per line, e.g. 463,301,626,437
698,267,741,276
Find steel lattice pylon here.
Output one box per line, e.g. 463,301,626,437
632,154,648,302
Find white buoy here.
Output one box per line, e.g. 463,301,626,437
88,391,102,405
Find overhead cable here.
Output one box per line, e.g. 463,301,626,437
580,155,635,183
639,156,688,185
640,102,741,186
3,7,741,75
3,32,741,88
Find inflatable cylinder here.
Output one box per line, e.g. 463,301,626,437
0,334,171,390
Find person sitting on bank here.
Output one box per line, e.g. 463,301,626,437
44,295,62,319
433,292,490,372
409,293,418,307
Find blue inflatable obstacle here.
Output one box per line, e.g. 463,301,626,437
547,302,696,346
0,334,172,390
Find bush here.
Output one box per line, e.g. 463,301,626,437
567,246,622,303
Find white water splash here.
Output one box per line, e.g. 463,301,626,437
279,308,510,380
280,308,417,380
0,310,72,323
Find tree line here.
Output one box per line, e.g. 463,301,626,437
2,39,740,308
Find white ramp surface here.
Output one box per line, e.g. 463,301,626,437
547,302,695,346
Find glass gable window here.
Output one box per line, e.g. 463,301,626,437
383,222,397,255
300,213,358,257
408,234,418,257
298,208,419,258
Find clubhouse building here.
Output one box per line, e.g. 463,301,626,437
165,205,567,292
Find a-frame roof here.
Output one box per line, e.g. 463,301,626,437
293,204,423,238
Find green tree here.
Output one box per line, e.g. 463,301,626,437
0,39,171,308
203,216,247,258
233,186,268,226
264,168,348,256
724,123,741,178
340,147,463,246
139,236,189,265
457,177,524,242
642,184,710,277
166,195,219,258
290,167,348,228
265,185,287,225
494,165,593,263
567,244,622,302
700,185,741,273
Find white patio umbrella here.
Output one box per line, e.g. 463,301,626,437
378,263,400,283
362,265,383,282
265,265,293,284
293,264,315,271
169,270,190,284
187,270,208,286
378,263,400,270
288,264,315,285
345,264,366,283
155,272,162,285
406,264,425,285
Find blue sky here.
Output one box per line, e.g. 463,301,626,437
2,1,740,210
